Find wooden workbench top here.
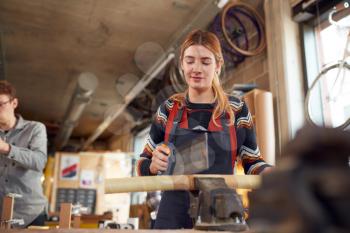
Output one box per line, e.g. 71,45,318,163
1,229,253,232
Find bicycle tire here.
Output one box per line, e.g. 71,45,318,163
221,2,266,56
220,12,247,68
305,61,350,129
211,11,249,55
209,13,247,69
224,7,255,53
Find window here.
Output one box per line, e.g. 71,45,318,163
315,10,350,127
302,1,350,129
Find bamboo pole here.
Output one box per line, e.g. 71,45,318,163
105,175,261,194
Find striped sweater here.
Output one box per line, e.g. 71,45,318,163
137,95,271,176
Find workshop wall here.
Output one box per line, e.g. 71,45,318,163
224,52,269,91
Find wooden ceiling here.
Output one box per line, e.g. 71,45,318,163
0,0,215,147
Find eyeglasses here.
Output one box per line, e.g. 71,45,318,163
0,99,13,107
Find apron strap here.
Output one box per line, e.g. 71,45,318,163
179,108,189,129
164,101,184,143
208,116,223,131
221,115,237,170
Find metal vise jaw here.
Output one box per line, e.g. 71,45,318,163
189,177,248,232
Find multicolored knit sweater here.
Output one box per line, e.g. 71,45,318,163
137,95,271,176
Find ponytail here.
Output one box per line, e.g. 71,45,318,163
212,72,235,126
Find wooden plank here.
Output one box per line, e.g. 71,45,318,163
1,229,242,233
72,215,81,228
105,175,261,194
1,196,14,229
50,152,60,212
59,203,72,229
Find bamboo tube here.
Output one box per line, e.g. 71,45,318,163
105,175,261,194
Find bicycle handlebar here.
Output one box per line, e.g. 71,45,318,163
328,2,350,29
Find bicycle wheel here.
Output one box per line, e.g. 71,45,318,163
209,13,247,69
221,2,266,57
305,61,350,129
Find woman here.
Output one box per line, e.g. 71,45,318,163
137,29,272,229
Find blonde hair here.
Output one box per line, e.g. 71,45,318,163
171,29,235,126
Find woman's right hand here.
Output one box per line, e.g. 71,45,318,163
149,144,170,175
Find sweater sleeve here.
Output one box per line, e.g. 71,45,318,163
136,99,173,176
235,100,272,175
8,122,47,172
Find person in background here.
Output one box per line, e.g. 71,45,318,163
137,29,272,229
0,80,48,228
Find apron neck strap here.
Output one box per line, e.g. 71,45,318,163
164,101,184,143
